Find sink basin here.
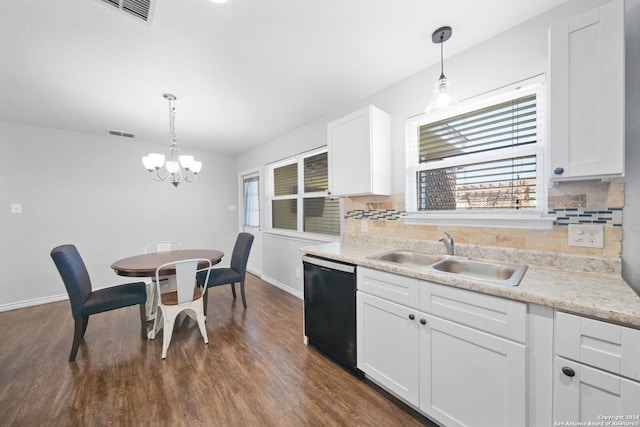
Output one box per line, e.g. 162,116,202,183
430,258,527,286
368,250,443,267
368,249,527,286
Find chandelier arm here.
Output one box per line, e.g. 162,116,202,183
149,168,169,181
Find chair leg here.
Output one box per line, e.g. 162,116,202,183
230,282,237,299
81,316,89,338
161,309,176,359
139,303,147,340
240,281,247,308
196,305,208,345
69,317,84,362
203,288,208,317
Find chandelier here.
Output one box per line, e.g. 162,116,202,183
142,93,202,187
425,26,458,114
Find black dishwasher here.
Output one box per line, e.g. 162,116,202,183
302,255,362,376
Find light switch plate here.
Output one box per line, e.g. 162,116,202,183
11,203,22,214
568,224,604,248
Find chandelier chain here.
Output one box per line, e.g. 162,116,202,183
168,99,176,145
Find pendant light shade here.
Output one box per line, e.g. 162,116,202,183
425,26,457,114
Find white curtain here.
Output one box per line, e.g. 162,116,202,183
243,176,260,227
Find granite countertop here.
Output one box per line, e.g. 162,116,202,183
301,241,640,329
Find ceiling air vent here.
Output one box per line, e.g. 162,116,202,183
108,130,136,139
101,0,153,23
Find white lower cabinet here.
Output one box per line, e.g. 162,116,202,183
554,357,640,422
356,267,529,426
357,292,420,405
420,315,526,427
553,311,640,423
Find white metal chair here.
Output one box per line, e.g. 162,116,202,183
145,241,184,321
145,241,183,254
151,258,211,359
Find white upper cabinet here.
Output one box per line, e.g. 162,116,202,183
549,0,625,181
327,105,391,196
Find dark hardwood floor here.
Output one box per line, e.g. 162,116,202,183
0,274,434,426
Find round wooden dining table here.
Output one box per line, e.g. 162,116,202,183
111,249,224,278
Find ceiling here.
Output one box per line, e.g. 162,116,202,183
0,0,568,155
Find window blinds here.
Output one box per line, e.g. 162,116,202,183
417,94,537,211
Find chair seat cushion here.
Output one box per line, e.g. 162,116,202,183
160,287,204,305
197,268,242,288
82,282,147,316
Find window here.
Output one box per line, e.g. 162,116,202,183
406,77,547,225
242,174,260,228
267,148,340,237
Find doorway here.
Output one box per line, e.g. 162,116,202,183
241,171,262,275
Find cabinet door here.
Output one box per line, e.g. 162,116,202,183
549,0,624,179
357,291,419,405
554,357,640,422
327,105,390,196
420,315,526,427
556,311,640,382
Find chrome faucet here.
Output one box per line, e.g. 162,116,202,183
439,231,454,255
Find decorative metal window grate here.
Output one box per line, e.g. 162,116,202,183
417,94,538,211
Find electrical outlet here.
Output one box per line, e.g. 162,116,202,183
568,224,604,248
295,268,301,279
361,220,368,233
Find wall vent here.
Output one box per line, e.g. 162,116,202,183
108,130,136,139
100,0,154,22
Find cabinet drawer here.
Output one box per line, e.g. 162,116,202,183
420,281,527,343
555,311,640,381
357,267,419,309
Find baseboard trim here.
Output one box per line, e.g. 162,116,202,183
259,274,303,300
0,293,68,312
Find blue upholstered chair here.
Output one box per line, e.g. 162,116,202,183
197,233,254,312
50,244,148,361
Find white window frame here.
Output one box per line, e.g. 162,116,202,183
404,75,554,230
265,147,342,240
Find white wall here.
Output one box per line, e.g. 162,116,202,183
0,120,239,310
236,0,617,296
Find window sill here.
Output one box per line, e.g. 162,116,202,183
263,229,342,243
403,211,555,230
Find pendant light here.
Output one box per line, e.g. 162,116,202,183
425,26,457,114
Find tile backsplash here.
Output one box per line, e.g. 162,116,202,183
343,181,624,259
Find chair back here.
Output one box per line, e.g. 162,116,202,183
230,233,254,281
155,258,211,305
145,241,183,254
50,244,92,319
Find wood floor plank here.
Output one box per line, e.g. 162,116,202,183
0,274,434,426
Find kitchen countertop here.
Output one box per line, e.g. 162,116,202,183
301,241,640,329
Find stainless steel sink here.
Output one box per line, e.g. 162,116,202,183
430,258,527,286
368,250,443,267
368,249,527,286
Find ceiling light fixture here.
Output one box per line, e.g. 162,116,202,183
425,26,457,114
142,93,202,187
